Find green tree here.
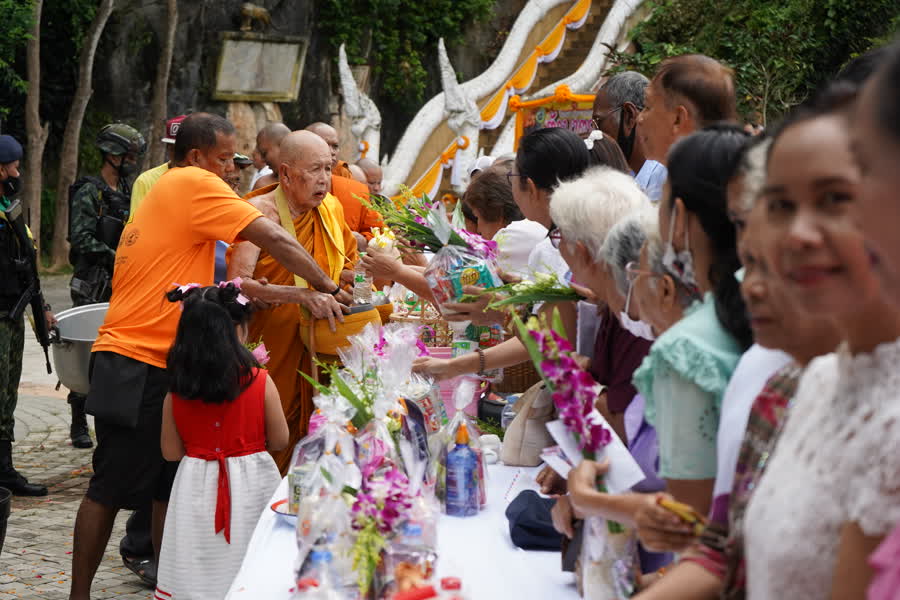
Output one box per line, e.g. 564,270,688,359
318,0,495,109
0,0,35,116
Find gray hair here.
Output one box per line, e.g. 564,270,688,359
600,209,658,298
549,166,653,258
646,229,695,309
733,138,772,212
602,71,650,126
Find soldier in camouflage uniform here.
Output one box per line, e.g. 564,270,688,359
0,134,52,496
67,123,145,448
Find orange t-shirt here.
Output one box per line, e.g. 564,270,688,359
93,166,263,368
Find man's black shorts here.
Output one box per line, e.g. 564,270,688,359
85,351,178,510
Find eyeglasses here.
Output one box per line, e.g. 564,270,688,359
591,106,623,130
506,172,529,186
548,227,562,249
625,261,656,283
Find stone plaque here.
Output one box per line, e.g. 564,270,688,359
214,32,308,102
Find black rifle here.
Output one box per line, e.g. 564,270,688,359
5,199,52,374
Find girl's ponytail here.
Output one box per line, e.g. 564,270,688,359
166,282,256,403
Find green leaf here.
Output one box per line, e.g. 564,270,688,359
550,307,568,341
299,370,331,397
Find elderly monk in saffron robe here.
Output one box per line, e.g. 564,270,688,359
228,131,357,472
306,122,385,245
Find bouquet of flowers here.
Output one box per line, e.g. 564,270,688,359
365,187,484,255
515,311,612,459
485,271,584,311
350,467,417,594
244,339,270,368
290,322,449,598
516,312,641,599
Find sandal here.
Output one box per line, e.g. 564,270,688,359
121,555,158,588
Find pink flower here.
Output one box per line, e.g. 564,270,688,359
456,228,499,260
250,342,270,366
352,467,415,534
307,412,327,436
374,331,387,357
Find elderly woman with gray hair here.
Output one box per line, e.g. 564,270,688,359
550,202,676,575
548,168,654,436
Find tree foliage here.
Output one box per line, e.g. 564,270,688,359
318,0,495,109
607,0,900,125
0,0,36,106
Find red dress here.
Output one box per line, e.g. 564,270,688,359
156,369,282,600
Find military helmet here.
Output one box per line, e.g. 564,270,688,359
96,123,147,156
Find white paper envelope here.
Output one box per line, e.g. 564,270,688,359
540,448,573,479
545,415,645,494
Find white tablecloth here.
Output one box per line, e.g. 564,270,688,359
226,464,579,599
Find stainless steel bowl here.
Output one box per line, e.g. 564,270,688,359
51,303,109,395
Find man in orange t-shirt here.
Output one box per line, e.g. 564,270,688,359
69,113,352,600
306,122,384,245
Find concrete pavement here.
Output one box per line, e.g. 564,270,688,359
2,274,150,600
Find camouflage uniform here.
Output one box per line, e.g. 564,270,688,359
0,316,24,442
68,180,119,306
0,134,50,497
0,197,30,442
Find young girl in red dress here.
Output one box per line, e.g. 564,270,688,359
155,282,289,600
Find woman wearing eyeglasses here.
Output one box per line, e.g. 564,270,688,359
414,128,592,381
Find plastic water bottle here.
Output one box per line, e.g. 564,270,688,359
296,549,346,599
352,253,373,305
501,395,519,431
445,423,478,517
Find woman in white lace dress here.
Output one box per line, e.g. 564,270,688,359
743,71,900,598
844,43,900,598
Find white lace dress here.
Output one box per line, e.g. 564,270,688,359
744,339,900,598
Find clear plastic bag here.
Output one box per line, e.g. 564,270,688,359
424,243,502,311
402,374,447,433
580,516,639,600
291,395,362,594
430,379,487,511
288,394,360,514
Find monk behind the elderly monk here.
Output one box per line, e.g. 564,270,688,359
228,131,358,472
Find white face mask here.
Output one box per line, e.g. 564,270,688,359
621,278,655,341
661,205,700,295
619,310,656,341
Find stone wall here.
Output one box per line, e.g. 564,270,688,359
88,0,524,160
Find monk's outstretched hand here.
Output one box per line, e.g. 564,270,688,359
299,291,348,333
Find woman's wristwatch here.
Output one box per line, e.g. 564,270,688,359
476,348,487,377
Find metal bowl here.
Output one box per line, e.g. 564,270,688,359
51,303,109,395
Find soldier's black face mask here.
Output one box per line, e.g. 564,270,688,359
2,176,20,198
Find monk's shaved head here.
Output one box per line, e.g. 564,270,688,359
256,122,291,173
305,122,335,137
305,122,340,167
279,130,330,165
279,131,332,212
348,163,366,184
357,157,383,195
257,122,290,145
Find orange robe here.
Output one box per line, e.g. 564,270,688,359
331,174,385,240
245,192,357,473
